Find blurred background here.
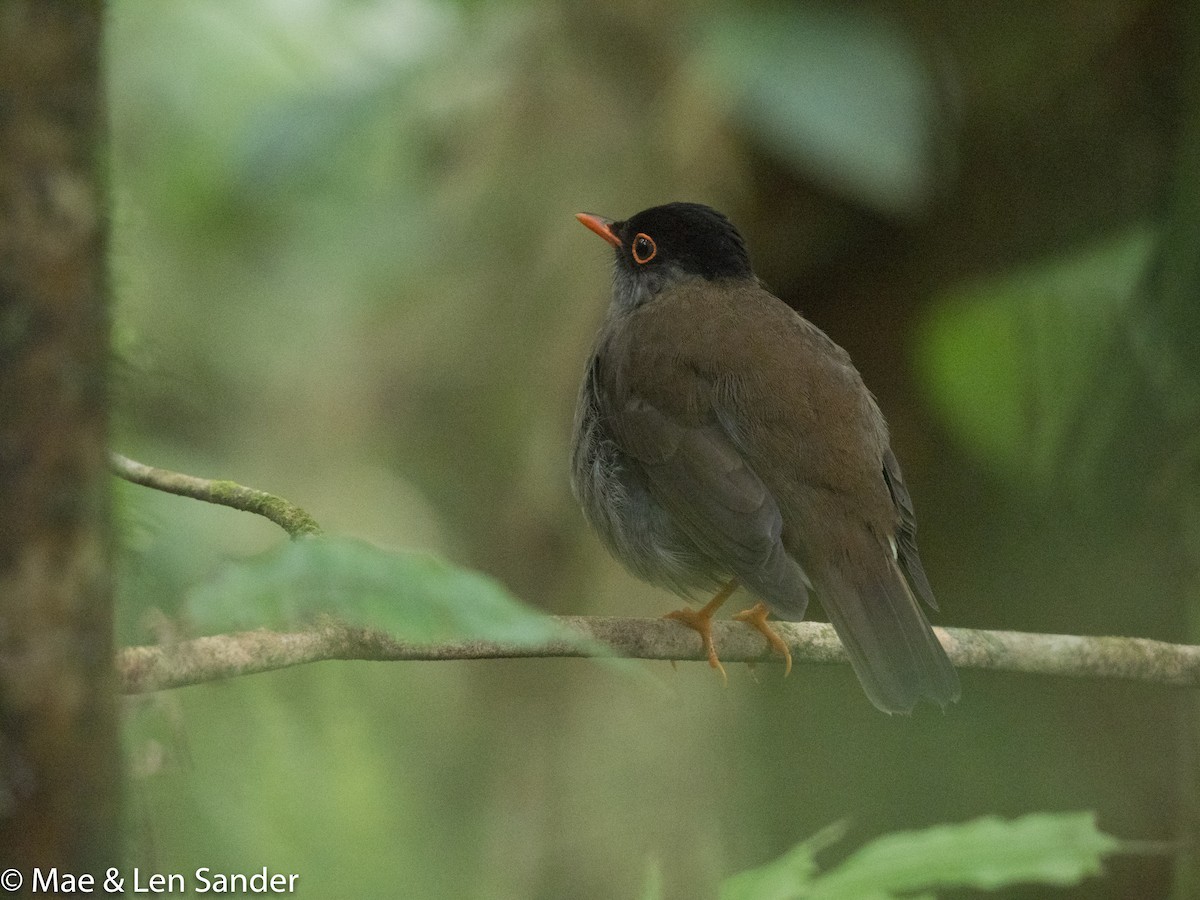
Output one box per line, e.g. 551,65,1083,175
108,1,1200,897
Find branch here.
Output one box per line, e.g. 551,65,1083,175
106,459,1200,695
118,617,1200,694
109,452,322,537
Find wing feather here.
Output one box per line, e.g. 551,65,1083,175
610,393,811,619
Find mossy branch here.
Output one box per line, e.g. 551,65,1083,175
117,618,1200,694
110,452,322,537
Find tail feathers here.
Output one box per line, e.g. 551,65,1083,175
820,553,959,714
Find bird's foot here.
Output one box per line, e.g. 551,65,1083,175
663,580,740,683
732,601,792,677
663,604,727,683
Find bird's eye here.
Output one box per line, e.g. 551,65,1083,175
632,233,657,264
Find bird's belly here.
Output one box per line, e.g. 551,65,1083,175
572,413,720,597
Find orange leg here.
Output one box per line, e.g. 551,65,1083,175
664,579,739,682
733,601,793,677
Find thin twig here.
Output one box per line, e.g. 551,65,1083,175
109,452,322,538
117,617,1200,694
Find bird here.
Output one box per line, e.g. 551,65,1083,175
570,201,959,713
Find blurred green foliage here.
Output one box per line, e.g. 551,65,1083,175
185,534,582,645
108,1,1199,897
699,6,941,215
917,228,1154,489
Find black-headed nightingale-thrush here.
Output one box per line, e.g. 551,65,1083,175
571,202,959,714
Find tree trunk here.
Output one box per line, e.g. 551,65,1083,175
0,0,117,875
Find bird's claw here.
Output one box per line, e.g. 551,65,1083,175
733,602,793,677
664,606,728,684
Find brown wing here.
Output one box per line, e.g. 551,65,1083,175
605,391,812,620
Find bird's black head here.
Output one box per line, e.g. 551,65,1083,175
576,202,753,308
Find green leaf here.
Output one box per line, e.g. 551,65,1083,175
916,228,1154,484
810,812,1121,897
719,821,848,900
698,7,940,215
721,813,1127,899
186,534,578,647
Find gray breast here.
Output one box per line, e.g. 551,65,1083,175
570,357,720,598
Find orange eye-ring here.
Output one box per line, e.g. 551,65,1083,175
632,233,657,264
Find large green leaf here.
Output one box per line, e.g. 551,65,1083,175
186,534,579,647
720,812,1129,900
